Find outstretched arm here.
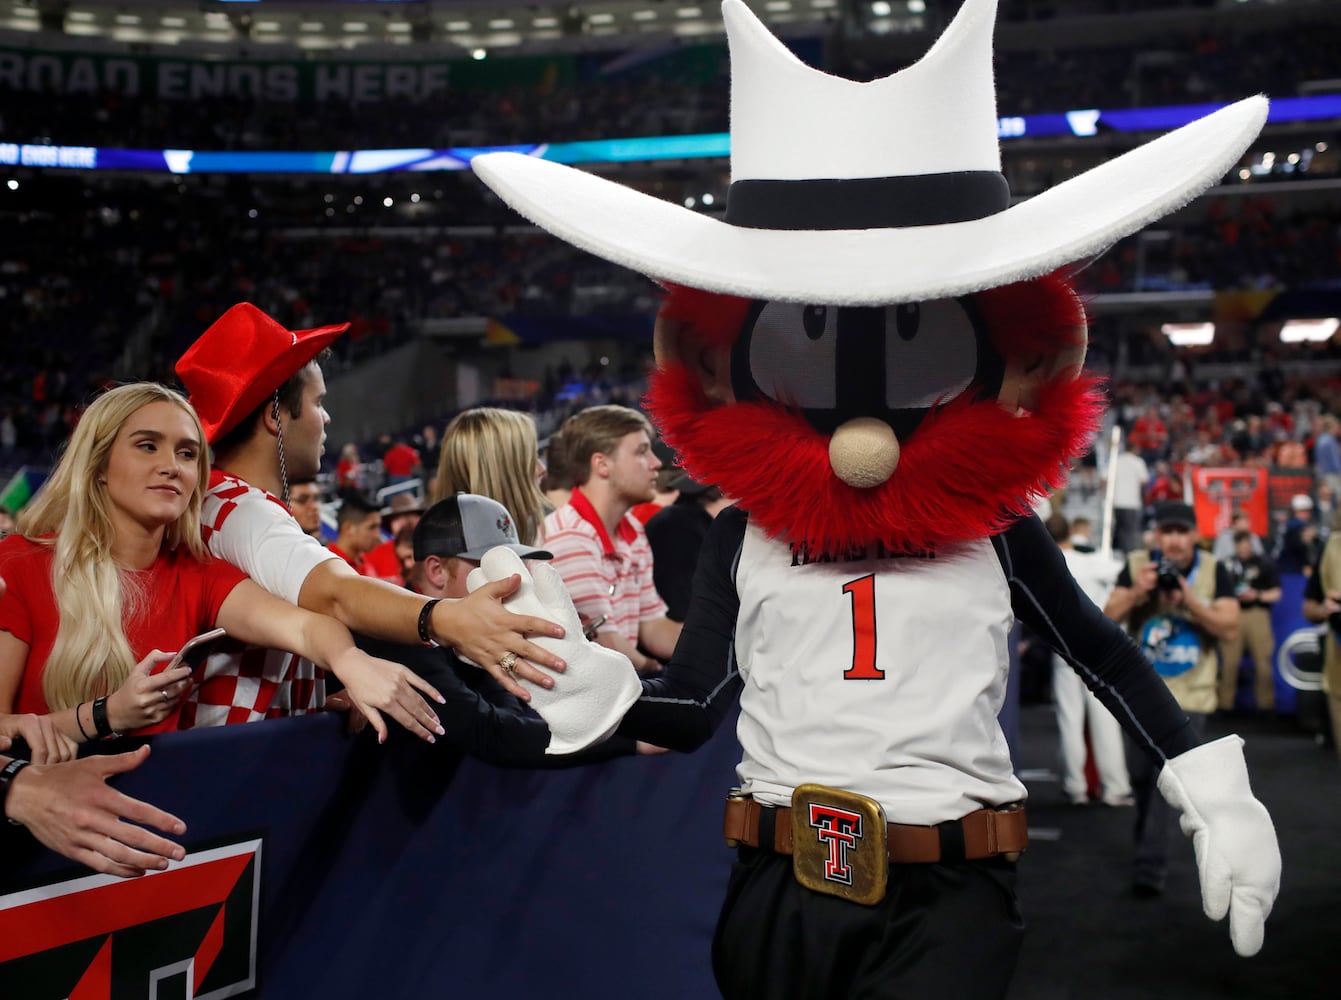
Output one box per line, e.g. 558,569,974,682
2,743,187,878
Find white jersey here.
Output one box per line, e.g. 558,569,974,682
182,471,341,726
732,523,1023,826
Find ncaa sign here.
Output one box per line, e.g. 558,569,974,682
0,839,261,999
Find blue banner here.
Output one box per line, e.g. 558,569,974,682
2,95,1335,175
0,711,742,998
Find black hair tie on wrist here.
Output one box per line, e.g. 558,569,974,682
76,702,94,741
1,757,30,826
418,599,442,647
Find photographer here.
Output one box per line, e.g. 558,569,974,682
1104,501,1239,897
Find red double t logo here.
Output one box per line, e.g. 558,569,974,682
808,803,864,885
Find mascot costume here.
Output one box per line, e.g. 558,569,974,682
465,1,1281,995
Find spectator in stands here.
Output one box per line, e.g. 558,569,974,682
329,493,383,576
645,475,733,623
1044,514,1131,807
1129,405,1169,464
336,443,363,497
365,493,425,584
417,423,441,475
433,407,548,546
0,383,446,755
539,431,575,513
543,405,681,673
356,493,646,764
382,438,422,486
1314,414,1341,499
287,476,324,540
0,506,13,538
1218,530,1281,714
174,304,566,710
1144,460,1183,504
1112,438,1149,553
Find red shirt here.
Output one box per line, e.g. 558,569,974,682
363,538,404,585
382,443,420,478
0,534,247,734
327,542,372,576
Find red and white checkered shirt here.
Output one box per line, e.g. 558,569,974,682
183,469,341,727
542,488,667,647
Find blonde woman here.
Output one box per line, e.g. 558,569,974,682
433,407,548,545
0,384,445,762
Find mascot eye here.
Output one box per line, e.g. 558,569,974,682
884,297,977,409
803,306,828,340
748,301,838,408
895,303,920,341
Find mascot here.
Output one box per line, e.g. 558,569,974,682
467,1,1281,995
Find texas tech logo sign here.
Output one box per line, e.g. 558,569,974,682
0,839,262,999
808,803,863,885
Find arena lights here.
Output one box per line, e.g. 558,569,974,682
1161,322,1216,347
1279,318,1340,344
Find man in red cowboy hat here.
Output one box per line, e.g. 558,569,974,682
174,303,569,729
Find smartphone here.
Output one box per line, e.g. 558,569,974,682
166,627,229,673
583,615,608,640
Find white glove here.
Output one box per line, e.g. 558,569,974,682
1156,735,1281,956
467,547,643,754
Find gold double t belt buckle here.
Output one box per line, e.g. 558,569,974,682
790,783,888,906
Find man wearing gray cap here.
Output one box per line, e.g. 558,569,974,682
1104,500,1240,897
354,494,639,765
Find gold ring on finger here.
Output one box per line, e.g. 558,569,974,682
499,651,519,676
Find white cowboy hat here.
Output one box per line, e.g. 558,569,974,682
472,0,1267,306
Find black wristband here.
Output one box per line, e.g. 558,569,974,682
1,757,30,826
418,599,442,647
91,696,121,739
76,702,94,741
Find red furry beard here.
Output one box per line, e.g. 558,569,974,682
646,364,1106,555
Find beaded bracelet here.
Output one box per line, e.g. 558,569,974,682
417,598,442,647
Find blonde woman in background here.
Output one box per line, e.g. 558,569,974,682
433,407,549,546
0,383,445,761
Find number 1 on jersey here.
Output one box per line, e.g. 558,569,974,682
842,574,884,680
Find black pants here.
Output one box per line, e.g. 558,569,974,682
712,849,1024,1000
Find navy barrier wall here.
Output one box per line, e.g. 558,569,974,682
0,712,742,999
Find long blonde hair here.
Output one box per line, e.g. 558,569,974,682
17,383,210,710
433,408,547,545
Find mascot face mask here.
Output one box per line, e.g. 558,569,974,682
472,0,1266,553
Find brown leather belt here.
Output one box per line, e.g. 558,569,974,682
723,795,1028,864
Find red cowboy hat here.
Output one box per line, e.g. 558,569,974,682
175,303,349,445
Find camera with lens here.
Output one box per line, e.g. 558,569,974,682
1155,558,1184,592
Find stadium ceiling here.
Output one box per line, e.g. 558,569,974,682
0,0,891,54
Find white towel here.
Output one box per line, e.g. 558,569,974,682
467,547,643,754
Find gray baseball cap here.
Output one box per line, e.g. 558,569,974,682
412,493,552,562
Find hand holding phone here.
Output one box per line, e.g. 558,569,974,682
165,627,229,673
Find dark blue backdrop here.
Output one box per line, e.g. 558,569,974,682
1,712,743,998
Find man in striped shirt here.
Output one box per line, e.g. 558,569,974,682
543,406,683,674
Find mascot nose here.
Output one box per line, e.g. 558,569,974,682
828,417,900,488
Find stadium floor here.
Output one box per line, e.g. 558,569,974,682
1008,704,1333,1000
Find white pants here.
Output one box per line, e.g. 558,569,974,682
1052,654,1132,801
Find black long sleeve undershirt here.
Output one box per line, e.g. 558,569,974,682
619,507,1199,763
